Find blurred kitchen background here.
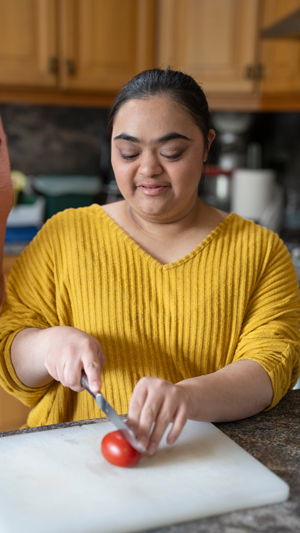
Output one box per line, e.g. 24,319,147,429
1,0,300,429
1,0,300,257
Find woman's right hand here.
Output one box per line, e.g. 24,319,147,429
43,326,105,393
11,326,105,393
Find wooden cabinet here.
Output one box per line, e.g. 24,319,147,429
156,0,300,109
0,0,57,87
0,0,156,94
0,0,300,110
0,255,30,432
157,0,260,94
60,0,156,92
260,0,300,93
0,386,30,432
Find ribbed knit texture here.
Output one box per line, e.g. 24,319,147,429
0,205,299,427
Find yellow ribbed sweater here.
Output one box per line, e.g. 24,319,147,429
0,205,299,427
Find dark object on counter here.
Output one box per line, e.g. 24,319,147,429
5,226,39,243
33,175,102,219
201,164,231,212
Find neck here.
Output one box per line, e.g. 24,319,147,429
126,197,206,239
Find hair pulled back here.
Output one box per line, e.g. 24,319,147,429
108,68,213,149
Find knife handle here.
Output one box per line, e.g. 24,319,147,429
81,371,95,398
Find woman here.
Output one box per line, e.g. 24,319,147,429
0,117,13,305
0,69,299,455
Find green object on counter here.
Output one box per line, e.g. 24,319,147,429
33,175,102,219
20,193,38,205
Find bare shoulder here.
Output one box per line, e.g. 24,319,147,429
199,202,229,233
208,206,228,224
101,200,127,220
100,200,132,231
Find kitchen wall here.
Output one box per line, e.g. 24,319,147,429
0,104,109,178
1,103,300,221
2,102,300,279
1,103,300,187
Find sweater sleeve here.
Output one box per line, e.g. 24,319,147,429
0,216,60,407
232,230,300,409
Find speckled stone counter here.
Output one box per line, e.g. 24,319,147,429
1,390,299,533
145,390,300,533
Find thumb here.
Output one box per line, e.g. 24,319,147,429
82,360,102,394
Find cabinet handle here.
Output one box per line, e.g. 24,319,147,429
48,57,59,74
245,65,255,80
245,64,264,81
66,59,76,76
256,64,264,81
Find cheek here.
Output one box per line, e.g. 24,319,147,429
111,153,128,181
170,158,203,187
111,150,120,176
112,162,135,194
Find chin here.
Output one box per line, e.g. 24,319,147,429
138,199,172,217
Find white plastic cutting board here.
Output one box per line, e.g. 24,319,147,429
0,420,289,533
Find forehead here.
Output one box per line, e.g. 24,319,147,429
112,96,200,137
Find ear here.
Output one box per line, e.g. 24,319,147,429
204,129,216,161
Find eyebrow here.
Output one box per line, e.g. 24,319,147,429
113,132,192,144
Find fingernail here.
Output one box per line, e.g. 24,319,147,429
139,436,148,446
148,442,157,455
91,381,100,392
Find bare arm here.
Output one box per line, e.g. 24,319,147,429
11,328,52,387
127,361,273,454
177,359,273,422
11,326,105,393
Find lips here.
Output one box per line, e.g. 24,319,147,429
136,182,169,196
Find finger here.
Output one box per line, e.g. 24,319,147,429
83,356,102,393
135,397,163,450
127,381,149,438
57,358,83,392
44,345,80,390
166,404,188,446
146,403,175,455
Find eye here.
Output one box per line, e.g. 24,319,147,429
120,153,139,161
161,151,183,161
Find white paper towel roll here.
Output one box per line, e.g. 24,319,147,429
231,169,275,220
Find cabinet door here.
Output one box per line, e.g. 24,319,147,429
260,0,300,93
0,255,30,432
157,0,260,93
0,0,58,87
0,387,30,432
59,0,156,92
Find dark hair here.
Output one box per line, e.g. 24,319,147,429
108,68,213,149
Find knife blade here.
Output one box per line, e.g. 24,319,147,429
81,371,146,453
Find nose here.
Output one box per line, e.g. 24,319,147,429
139,150,163,178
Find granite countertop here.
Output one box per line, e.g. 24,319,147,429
1,390,299,533
147,390,300,533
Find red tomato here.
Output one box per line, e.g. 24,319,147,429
101,430,142,467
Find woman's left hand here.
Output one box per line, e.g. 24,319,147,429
127,377,190,454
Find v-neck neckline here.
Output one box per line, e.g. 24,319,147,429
96,205,236,271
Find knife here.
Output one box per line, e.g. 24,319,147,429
81,371,146,453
